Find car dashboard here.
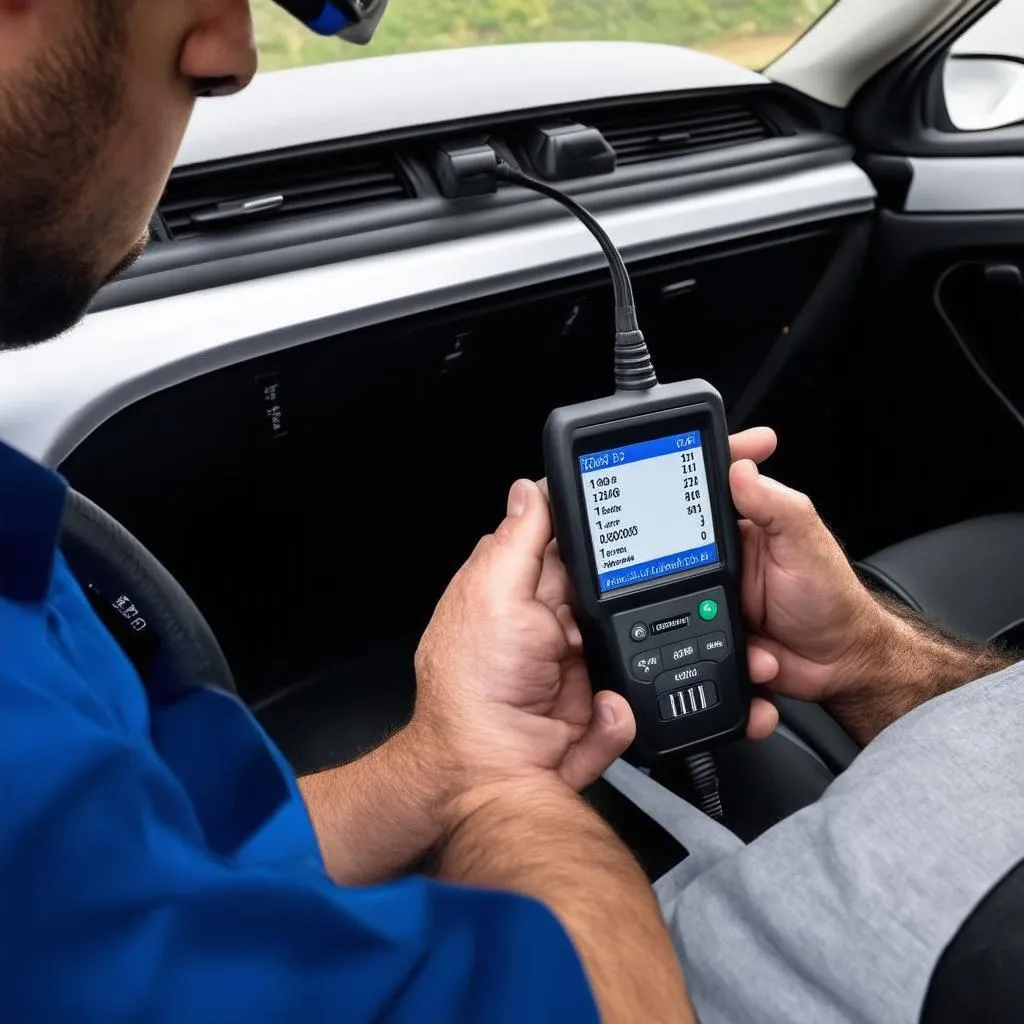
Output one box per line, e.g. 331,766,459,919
0,42,876,771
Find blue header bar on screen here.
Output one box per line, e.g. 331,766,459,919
578,431,702,474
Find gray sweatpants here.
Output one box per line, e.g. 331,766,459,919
604,662,1024,1024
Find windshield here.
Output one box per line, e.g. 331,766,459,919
253,0,837,74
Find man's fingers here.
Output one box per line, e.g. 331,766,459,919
746,639,781,740
729,459,817,538
746,697,780,741
558,692,636,791
485,480,554,600
748,642,780,684
556,603,583,650
536,541,573,612
729,427,777,466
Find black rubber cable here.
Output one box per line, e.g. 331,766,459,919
491,159,658,392
683,751,724,819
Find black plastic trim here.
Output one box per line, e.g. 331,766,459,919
137,136,839,278
872,209,1024,282
849,0,1019,156
143,137,834,274
906,123,1024,156
730,218,873,428
773,83,848,136
158,83,794,212
859,154,914,210
94,135,852,312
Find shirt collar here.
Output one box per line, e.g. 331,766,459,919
0,441,67,602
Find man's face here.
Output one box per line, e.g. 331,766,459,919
0,0,257,350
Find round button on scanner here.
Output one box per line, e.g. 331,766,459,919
698,599,719,622
630,650,662,682
630,623,650,643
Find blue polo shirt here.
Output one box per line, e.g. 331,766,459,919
0,440,596,1023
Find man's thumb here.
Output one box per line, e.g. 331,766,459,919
558,692,636,791
487,479,554,598
729,460,818,539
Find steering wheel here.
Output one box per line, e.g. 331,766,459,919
59,489,236,701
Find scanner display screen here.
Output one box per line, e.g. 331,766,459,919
578,430,718,594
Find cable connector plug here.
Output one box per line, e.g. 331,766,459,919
434,142,500,199
614,327,658,392
684,751,724,820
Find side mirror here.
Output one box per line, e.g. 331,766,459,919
944,55,1024,131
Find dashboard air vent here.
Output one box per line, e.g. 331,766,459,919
586,97,775,167
159,144,412,240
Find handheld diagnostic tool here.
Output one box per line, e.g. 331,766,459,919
544,385,747,762
478,158,750,765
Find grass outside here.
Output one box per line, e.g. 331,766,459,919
691,32,799,70
250,0,828,74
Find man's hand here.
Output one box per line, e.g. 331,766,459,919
307,486,697,1022
730,454,886,705
417,483,696,1022
414,478,634,794
726,429,784,741
415,432,784,795
302,482,627,885
303,438,775,887
730,445,1015,742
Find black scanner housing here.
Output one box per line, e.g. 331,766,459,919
543,378,750,763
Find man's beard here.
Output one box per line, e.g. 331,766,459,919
0,232,148,351
0,4,135,351
0,232,148,349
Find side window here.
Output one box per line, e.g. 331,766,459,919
944,0,1024,130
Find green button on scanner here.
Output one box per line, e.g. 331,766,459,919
698,599,719,622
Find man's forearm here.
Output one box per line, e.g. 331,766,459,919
298,721,443,885
438,780,693,1024
827,595,1016,744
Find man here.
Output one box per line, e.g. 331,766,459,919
0,3,767,1020
0,2,1019,1022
